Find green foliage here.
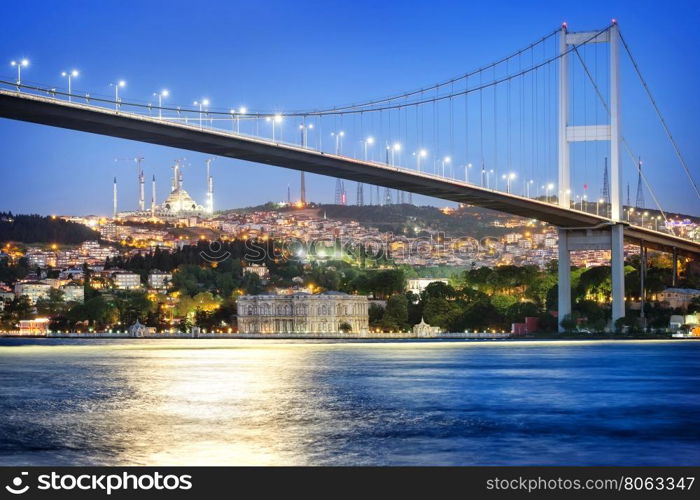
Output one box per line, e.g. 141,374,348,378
559,313,578,333
0,212,100,244
368,303,385,327
0,295,32,330
490,294,518,314
35,288,67,316
381,294,409,331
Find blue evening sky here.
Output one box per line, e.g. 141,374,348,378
1,0,698,216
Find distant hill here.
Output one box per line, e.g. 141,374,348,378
320,204,514,238
0,212,100,244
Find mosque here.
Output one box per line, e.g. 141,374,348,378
157,162,205,216
113,160,211,219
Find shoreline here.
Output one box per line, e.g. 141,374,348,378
0,332,696,341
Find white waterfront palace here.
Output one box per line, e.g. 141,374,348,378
237,291,369,335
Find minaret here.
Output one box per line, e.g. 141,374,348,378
113,177,118,218
138,166,145,211
601,157,610,205
172,161,180,192
635,158,645,209
300,172,306,205
151,174,156,216
206,158,214,215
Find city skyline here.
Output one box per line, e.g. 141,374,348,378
1,0,699,216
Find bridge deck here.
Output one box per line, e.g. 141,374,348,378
1,90,698,257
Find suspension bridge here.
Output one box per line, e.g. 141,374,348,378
1,20,698,330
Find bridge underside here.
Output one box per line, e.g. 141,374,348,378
1,91,698,258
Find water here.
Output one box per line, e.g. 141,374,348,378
0,338,698,466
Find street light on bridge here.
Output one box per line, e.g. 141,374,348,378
414,149,427,172
10,59,29,87
235,106,247,133
61,70,78,101
110,80,126,110
441,156,451,177
153,89,168,119
391,142,402,166
266,114,283,141
330,131,345,154
299,122,314,147
546,183,555,203
502,172,516,193
194,99,210,128
364,137,375,161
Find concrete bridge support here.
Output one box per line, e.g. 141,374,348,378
557,224,626,332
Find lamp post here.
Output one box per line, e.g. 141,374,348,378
193,99,209,128
299,123,314,147
465,162,472,183
61,70,78,101
441,156,451,177
597,198,604,216
237,107,247,133
10,59,29,88
642,211,649,228
526,179,534,198
391,142,401,166
502,172,516,193
546,183,554,203
111,80,126,110
331,131,345,154
486,169,494,189
415,149,427,172
364,136,375,161
153,89,168,119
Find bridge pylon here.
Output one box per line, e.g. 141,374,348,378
557,21,625,331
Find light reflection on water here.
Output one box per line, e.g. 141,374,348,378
0,339,698,466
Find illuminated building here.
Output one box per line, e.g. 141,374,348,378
657,288,700,309
19,318,50,336
237,291,369,334
406,278,449,296
147,270,172,290
243,264,270,280
14,281,53,304
113,271,142,290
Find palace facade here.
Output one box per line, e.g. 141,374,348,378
237,291,369,334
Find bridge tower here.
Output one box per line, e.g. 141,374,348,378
557,21,625,331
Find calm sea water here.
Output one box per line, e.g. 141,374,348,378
0,338,698,466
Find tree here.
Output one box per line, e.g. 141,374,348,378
35,288,66,316
454,299,501,332
368,303,384,327
381,294,409,331
559,314,578,333
422,296,461,330
490,294,517,315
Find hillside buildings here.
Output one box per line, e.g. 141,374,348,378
657,288,700,309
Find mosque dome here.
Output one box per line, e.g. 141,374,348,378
163,188,201,213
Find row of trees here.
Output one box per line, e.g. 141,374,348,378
0,212,100,244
